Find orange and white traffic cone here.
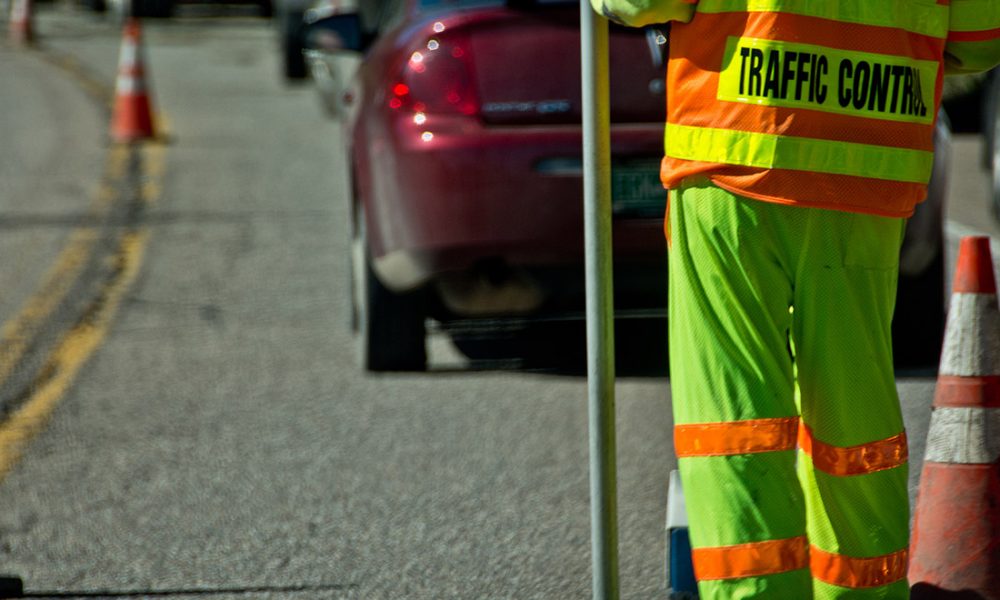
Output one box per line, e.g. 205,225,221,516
910,236,1000,599
110,18,156,142
8,0,34,46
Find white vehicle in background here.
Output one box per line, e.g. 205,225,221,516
275,0,359,81
301,0,363,115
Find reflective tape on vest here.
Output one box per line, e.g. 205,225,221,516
665,123,934,183
674,417,798,457
695,0,949,38
718,37,937,125
810,546,909,589
797,424,908,477
692,536,809,580
950,1,1000,36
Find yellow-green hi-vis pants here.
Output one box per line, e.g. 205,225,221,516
667,181,911,600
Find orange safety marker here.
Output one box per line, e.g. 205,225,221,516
8,0,34,46
909,236,1000,599
110,18,156,142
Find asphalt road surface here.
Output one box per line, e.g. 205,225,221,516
0,5,997,599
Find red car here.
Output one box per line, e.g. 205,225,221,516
305,0,948,372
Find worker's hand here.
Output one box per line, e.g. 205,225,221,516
592,0,697,28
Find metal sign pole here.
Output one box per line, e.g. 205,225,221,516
580,3,619,599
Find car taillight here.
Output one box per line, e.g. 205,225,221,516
389,32,478,117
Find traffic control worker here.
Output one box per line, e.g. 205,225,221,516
588,1,1000,598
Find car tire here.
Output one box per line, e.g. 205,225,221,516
892,248,945,370
82,0,107,12
131,0,172,18
352,210,427,372
280,10,308,81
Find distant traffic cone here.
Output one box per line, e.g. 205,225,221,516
8,0,34,46
110,18,156,142
910,236,1000,599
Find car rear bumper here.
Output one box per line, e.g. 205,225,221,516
363,115,667,297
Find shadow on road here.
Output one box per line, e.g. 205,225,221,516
911,583,992,600
447,317,670,378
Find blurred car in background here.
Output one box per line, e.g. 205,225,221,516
274,0,326,80
305,0,950,372
301,0,364,114
274,0,360,82
98,0,272,19
979,68,1000,220
939,67,1000,221
894,112,950,369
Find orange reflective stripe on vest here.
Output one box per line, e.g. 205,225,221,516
797,423,908,476
692,536,809,580
810,546,909,589
674,417,798,457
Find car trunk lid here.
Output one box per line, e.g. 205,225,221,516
414,2,667,125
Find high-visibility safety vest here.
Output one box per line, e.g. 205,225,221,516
594,0,1000,218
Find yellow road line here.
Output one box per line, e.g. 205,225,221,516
0,144,129,390
36,49,114,108
0,48,140,386
0,34,170,485
0,141,166,482
0,140,166,482
0,230,150,481
141,141,167,205
0,229,99,383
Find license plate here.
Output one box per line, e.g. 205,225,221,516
611,160,666,218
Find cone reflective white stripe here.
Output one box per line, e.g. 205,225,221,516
119,43,139,68
115,30,147,95
924,407,1000,464
116,68,148,96
940,294,1000,378
9,0,27,21
8,0,33,46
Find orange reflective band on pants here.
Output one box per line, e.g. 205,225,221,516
692,536,809,580
674,417,798,457
798,423,908,476
810,546,909,589
674,418,907,474
693,538,908,589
